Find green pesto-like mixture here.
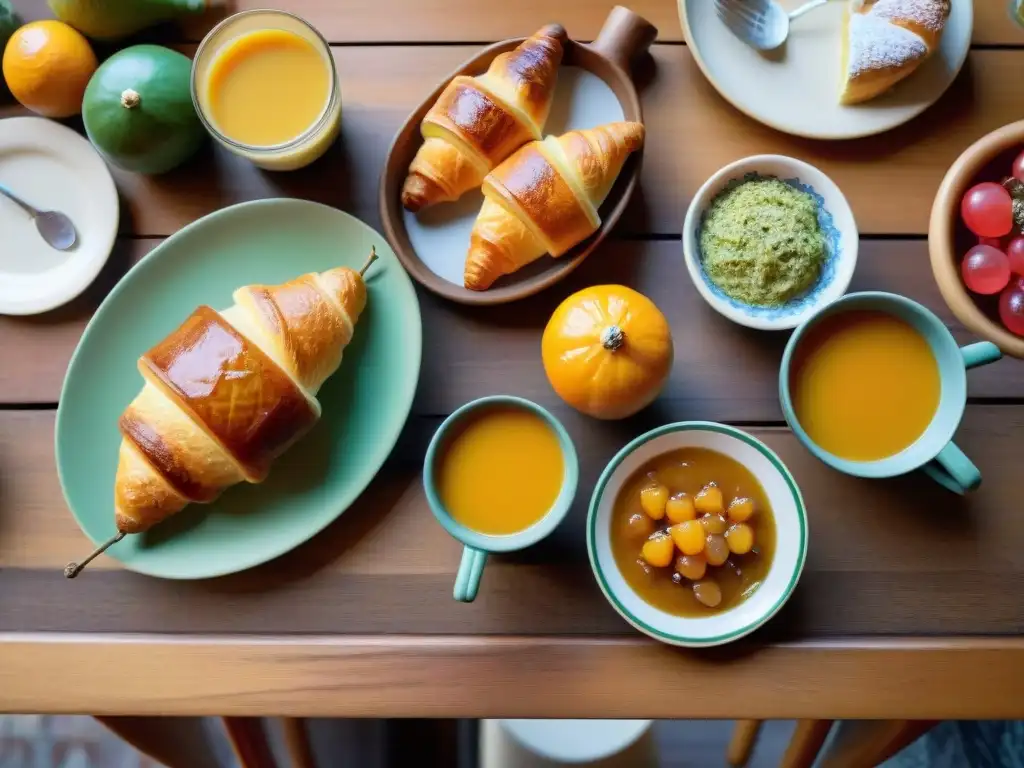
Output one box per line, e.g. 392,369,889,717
699,177,826,307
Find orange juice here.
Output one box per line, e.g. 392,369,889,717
790,310,941,461
193,11,341,170
436,406,564,535
206,29,330,147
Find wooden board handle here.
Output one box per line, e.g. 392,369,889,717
588,5,658,73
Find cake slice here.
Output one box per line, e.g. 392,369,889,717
839,0,950,106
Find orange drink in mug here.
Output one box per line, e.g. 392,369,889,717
780,292,1002,494
424,396,580,602
191,10,341,171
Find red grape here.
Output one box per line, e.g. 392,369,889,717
999,283,1024,336
1013,149,1024,183
962,244,1011,294
979,236,1005,249
1008,237,1024,276
961,182,1013,237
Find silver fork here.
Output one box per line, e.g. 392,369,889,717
714,0,831,51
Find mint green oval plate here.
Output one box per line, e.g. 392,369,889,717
56,200,422,579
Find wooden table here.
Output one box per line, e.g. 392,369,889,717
3,0,1024,720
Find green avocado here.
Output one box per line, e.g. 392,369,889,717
82,45,205,175
48,0,205,41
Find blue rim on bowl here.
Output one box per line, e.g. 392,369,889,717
587,421,808,647
682,155,859,331
423,395,580,553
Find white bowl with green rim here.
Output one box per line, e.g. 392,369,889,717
587,422,808,647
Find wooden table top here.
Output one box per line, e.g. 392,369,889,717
3,0,1024,719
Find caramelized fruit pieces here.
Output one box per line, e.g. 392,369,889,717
641,531,674,567
640,483,669,520
665,493,696,523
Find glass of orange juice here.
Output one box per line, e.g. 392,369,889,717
191,10,341,171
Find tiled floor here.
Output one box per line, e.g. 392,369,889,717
5,715,1015,767
0,717,166,768
0,716,795,768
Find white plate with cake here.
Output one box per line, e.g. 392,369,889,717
679,0,972,140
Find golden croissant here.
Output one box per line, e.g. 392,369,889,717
65,251,377,578
464,121,645,291
401,23,567,212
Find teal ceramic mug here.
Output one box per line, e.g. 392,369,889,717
423,395,580,602
779,292,1002,494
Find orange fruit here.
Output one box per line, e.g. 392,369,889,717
3,21,97,118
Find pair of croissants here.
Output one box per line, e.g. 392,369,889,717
402,24,645,291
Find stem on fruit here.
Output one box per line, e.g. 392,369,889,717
65,531,127,579
359,247,378,277
121,89,141,109
601,325,625,351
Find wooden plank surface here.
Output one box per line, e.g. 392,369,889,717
15,0,1024,46
2,239,1020,406
2,635,1024,719
4,47,1024,238
4,0,1024,718
4,406,1024,637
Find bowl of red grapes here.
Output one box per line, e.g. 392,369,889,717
930,121,1024,358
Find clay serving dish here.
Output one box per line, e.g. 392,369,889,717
930,120,1024,359
379,6,656,305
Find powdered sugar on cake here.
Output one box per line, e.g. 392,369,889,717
870,0,948,34
847,13,928,77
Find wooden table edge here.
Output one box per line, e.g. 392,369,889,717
3,633,1022,718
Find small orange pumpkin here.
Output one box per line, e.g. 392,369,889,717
541,285,673,420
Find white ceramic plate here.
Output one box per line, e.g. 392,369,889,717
0,117,119,315
683,155,859,331
402,66,624,286
587,423,808,647
679,0,973,139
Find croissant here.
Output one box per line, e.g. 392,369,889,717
401,23,567,212
464,121,644,291
65,251,377,578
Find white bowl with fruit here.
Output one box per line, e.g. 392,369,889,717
929,121,1024,358
586,422,808,648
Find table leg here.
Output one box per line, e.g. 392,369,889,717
780,719,835,768
95,716,223,768
222,717,279,768
281,717,316,768
727,719,764,766
817,720,938,767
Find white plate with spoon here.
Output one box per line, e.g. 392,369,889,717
0,117,118,315
679,0,973,140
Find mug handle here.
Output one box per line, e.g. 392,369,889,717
922,442,981,494
921,340,1002,493
453,546,488,603
961,341,1002,369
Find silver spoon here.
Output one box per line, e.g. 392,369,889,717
715,0,830,51
0,182,78,251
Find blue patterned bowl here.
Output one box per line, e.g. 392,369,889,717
682,155,858,331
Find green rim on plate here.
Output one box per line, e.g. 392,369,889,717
56,199,422,580
586,422,808,645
